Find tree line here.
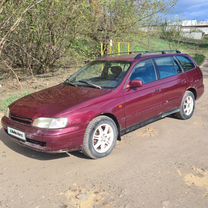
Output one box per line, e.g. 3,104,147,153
0,0,176,75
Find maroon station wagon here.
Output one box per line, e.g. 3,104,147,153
1,50,204,159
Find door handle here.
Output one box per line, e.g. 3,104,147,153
154,89,161,93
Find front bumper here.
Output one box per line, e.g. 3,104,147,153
1,116,85,153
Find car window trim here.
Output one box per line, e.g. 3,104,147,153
173,56,184,73
175,55,196,72
152,58,160,80
153,55,183,80
126,58,159,87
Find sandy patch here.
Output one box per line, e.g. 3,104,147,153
138,126,158,137
60,184,114,208
184,167,208,190
193,117,208,128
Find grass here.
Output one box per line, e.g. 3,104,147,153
150,38,207,65
0,92,29,113
116,36,208,65
192,54,206,65
136,37,207,65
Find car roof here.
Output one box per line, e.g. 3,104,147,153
97,50,188,63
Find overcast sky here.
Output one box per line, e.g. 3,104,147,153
169,0,208,21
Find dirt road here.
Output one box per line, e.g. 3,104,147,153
0,62,208,208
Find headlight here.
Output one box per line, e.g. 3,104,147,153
4,108,10,118
32,117,68,129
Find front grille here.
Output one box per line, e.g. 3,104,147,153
27,138,46,147
10,114,32,125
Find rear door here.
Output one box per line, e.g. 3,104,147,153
123,59,163,129
153,56,187,113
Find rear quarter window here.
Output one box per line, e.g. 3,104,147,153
176,56,195,72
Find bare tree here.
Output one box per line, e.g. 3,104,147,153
0,0,44,56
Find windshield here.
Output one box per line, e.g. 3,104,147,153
65,61,131,89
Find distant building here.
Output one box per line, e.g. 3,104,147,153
182,20,208,39
140,20,208,40
181,20,198,26
172,20,208,40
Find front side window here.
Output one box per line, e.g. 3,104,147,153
66,61,131,89
154,56,181,79
176,56,195,72
130,59,157,84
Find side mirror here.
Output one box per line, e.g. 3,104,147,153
128,80,143,89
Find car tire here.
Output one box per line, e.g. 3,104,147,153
176,91,195,120
82,116,118,159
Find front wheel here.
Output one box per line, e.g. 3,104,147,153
82,116,118,159
176,91,195,120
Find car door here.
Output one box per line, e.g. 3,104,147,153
153,56,188,113
123,59,163,129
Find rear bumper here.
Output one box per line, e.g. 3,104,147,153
1,116,85,153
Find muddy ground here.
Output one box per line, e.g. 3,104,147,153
0,62,208,208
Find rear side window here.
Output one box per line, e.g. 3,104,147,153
176,56,195,71
154,57,182,79
130,59,157,84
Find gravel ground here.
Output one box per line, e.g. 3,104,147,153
0,62,208,208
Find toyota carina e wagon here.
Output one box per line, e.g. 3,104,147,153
1,50,204,159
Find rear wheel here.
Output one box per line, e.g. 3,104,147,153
176,91,195,120
82,116,118,159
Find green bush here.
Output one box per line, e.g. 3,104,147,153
0,92,29,112
193,54,205,65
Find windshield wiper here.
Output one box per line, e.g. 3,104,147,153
64,80,77,87
78,80,102,89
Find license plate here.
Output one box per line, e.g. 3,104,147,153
7,127,26,141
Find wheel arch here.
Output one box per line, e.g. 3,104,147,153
101,113,121,140
187,87,197,99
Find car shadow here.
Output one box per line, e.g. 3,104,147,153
167,114,183,120
0,115,180,161
0,128,88,160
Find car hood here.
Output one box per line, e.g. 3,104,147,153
10,83,111,119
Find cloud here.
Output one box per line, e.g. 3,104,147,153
168,0,208,20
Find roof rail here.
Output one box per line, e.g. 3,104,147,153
134,50,181,59
100,50,181,58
